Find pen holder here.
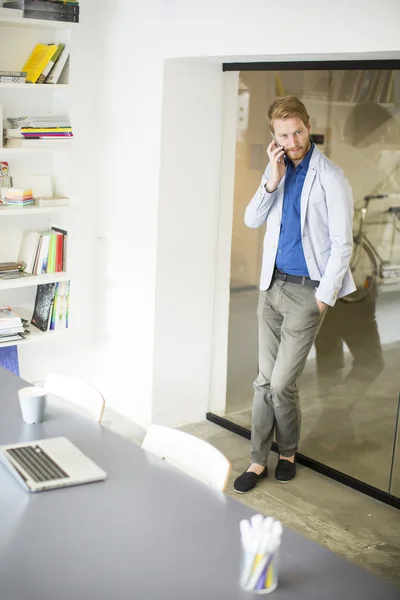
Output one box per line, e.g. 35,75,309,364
240,545,280,594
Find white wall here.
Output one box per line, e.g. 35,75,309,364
152,58,225,425
18,0,400,428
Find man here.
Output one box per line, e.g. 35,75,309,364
233,96,356,494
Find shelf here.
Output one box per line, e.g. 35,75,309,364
0,83,69,89
0,323,67,348
0,15,78,30
0,145,71,154
0,203,69,216
0,272,70,291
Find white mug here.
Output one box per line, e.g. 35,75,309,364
18,386,47,424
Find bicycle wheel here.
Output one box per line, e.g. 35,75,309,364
342,241,378,303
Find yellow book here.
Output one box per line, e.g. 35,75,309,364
22,44,58,84
21,128,72,133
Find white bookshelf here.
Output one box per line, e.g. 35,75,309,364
0,14,73,346
0,146,71,154
0,83,69,89
0,272,70,291
0,203,69,216
0,15,77,30
0,324,67,348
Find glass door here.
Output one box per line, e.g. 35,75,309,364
223,65,400,495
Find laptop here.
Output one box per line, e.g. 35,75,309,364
0,437,107,492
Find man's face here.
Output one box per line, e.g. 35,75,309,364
272,117,311,164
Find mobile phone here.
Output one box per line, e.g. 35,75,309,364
271,134,286,164
271,133,285,152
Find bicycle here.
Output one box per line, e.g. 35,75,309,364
342,193,400,303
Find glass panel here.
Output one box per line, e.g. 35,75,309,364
389,395,400,498
227,72,270,420
225,68,400,492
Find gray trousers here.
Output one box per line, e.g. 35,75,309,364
251,278,325,465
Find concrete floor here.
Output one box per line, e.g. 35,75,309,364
103,409,400,589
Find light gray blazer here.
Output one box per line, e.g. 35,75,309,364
245,145,356,306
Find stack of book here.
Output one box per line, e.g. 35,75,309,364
0,306,29,344
1,0,79,23
21,125,73,140
5,187,34,207
25,1,79,23
36,197,70,207
5,115,72,148
0,262,26,280
31,280,70,332
0,70,27,84
18,226,67,275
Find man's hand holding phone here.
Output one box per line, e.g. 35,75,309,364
265,136,286,192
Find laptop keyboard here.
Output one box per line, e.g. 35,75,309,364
6,445,69,482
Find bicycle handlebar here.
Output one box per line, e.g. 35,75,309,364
364,193,400,201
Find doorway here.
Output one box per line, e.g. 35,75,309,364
208,61,400,508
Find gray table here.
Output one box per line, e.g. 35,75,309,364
0,367,399,600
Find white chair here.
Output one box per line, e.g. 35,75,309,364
44,373,105,423
142,424,231,491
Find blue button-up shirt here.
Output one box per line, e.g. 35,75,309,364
275,143,315,276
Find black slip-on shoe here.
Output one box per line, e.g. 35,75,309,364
233,467,268,494
275,459,296,483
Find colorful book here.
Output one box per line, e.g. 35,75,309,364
46,233,57,273
21,128,72,132
18,230,41,274
55,232,64,272
32,237,43,274
37,234,51,274
65,280,70,328
21,128,73,138
37,44,65,84
22,43,59,84
31,283,56,332
53,280,68,329
49,282,59,330
51,225,67,271
44,43,70,84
